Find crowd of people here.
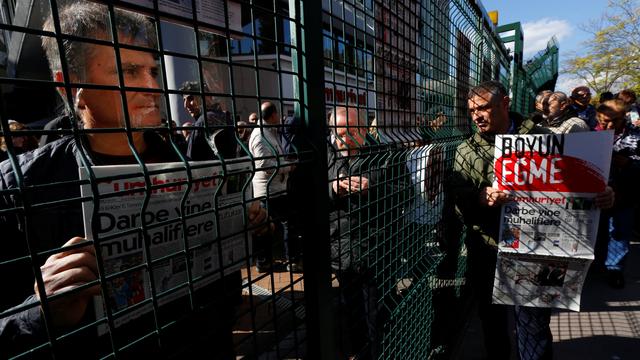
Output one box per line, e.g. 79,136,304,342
0,1,639,360
528,85,640,290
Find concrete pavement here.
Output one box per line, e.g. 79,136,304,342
457,241,640,360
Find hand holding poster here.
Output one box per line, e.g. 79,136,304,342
491,131,613,311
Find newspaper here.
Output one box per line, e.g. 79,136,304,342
491,131,613,310
498,193,599,258
123,0,242,32
406,143,445,226
493,253,591,311
79,160,252,334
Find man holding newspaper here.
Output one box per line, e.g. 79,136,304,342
451,81,614,360
0,3,268,358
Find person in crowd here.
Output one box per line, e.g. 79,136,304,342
429,111,448,129
616,89,640,126
570,86,597,130
0,3,268,358
181,120,193,141
451,81,614,360
595,99,640,288
328,106,412,358
529,90,552,124
368,117,380,141
280,114,299,158
179,81,236,160
236,120,251,156
594,92,616,131
0,120,39,158
599,91,615,104
249,102,295,272
541,91,590,133
237,120,250,143
248,112,258,125
161,119,187,152
182,96,271,357
328,106,379,358
279,114,304,270
181,89,258,357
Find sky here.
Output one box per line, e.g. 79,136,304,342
480,0,613,93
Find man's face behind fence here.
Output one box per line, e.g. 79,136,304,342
467,91,509,135
78,37,161,129
335,109,367,155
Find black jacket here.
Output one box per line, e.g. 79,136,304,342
186,108,237,161
327,138,413,271
38,115,74,147
0,133,181,358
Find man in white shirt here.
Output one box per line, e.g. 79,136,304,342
249,102,295,271
250,102,292,199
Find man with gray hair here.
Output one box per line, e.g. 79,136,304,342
1,4,167,356
38,2,158,146
249,101,295,272
327,106,413,358
542,91,590,133
452,81,614,360
0,2,266,358
328,105,377,357
529,90,552,124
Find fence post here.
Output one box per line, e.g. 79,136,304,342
288,0,336,359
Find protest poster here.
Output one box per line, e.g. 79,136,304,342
80,160,252,334
491,131,613,310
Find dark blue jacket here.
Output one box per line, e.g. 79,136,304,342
186,108,237,161
0,133,180,358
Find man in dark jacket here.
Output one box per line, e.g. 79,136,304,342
528,90,552,124
451,81,614,360
328,106,412,358
179,81,236,161
0,3,267,358
595,99,640,288
542,91,590,133
570,86,597,130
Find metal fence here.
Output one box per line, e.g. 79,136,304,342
497,22,559,115
0,0,513,359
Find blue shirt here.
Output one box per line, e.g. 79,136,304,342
571,104,597,130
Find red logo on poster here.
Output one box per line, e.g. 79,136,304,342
495,152,606,193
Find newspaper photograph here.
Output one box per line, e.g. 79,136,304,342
79,160,252,334
123,0,242,32
493,253,591,311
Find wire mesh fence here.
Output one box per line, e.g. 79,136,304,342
0,0,513,359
